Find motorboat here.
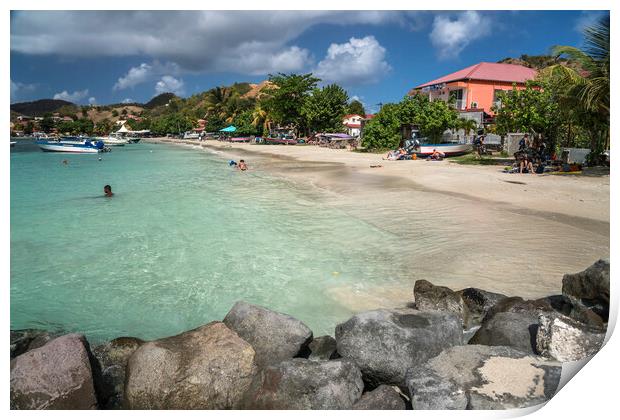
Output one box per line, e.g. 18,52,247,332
37,137,108,153
93,134,128,146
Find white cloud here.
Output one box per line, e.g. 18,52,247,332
113,61,180,90
430,11,491,60
154,76,184,96
122,98,134,104
10,11,415,75
88,97,97,105
10,79,36,102
314,36,391,85
53,89,90,103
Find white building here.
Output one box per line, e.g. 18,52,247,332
343,114,363,137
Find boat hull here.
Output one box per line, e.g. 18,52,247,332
37,142,101,153
415,144,472,157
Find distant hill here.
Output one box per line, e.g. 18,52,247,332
10,99,76,117
498,54,580,71
144,93,177,109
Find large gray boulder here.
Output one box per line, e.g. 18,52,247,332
352,385,407,410
92,336,144,409
335,308,462,388
468,312,539,353
124,322,256,409
10,334,98,409
562,259,610,321
536,313,606,362
308,335,338,360
414,280,471,328
481,296,553,324
458,288,508,326
223,301,313,366
406,345,562,410
240,359,363,409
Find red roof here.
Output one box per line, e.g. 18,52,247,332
415,62,537,89
365,114,375,119
343,114,363,119
345,123,361,128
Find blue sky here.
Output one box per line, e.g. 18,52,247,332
10,10,608,112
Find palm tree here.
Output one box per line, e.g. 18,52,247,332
542,15,609,156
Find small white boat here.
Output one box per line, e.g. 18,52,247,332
94,135,128,146
183,131,200,140
10,141,16,147
415,143,472,157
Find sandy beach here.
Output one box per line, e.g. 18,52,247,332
145,138,610,311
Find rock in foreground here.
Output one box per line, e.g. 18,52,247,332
93,337,144,409
223,301,313,366
308,335,338,360
10,334,98,410
335,308,462,388
536,313,606,362
468,312,539,353
406,345,561,410
240,359,363,409
124,322,256,409
562,259,610,321
458,288,508,326
414,280,471,328
10,329,58,359
352,385,407,410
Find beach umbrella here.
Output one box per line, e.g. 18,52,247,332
219,125,237,132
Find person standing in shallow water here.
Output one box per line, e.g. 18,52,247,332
104,185,114,197
238,160,248,171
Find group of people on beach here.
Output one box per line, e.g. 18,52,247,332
383,147,445,161
515,133,548,174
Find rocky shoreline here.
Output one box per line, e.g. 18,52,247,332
10,259,609,410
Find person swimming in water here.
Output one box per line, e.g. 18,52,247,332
238,159,248,171
104,185,114,197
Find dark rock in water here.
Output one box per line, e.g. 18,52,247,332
414,280,471,328
458,288,508,326
240,358,363,409
223,301,313,366
10,334,98,409
536,295,605,329
335,308,462,388
10,329,58,359
469,312,540,353
406,345,561,410
536,313,606,362
352,385,407,410
124,322,256,409
92,337,144,409
308,335,338,360
562,259,610,321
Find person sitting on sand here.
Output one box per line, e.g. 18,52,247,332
238,160,248,171
519,155,535,174
104,185,114,197
383,149,405,161
427,149,445,161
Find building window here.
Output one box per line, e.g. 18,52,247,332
449,89,465,109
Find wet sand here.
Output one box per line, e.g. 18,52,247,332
146,138,610,311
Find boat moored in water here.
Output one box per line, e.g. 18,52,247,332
37,137,109,153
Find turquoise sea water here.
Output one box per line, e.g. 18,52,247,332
11,141,409,343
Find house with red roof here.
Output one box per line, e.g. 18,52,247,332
409,62,538,118
342,114,364,137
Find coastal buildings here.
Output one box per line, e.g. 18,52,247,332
409,62,538,124
344,114,375,138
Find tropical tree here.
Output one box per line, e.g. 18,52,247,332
301,84,349,133
454,117,478,140
361,103,402,151
347,99,366,116
251,105,271,136
542,15,609,161
399,94,459,142
262,73,320,135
